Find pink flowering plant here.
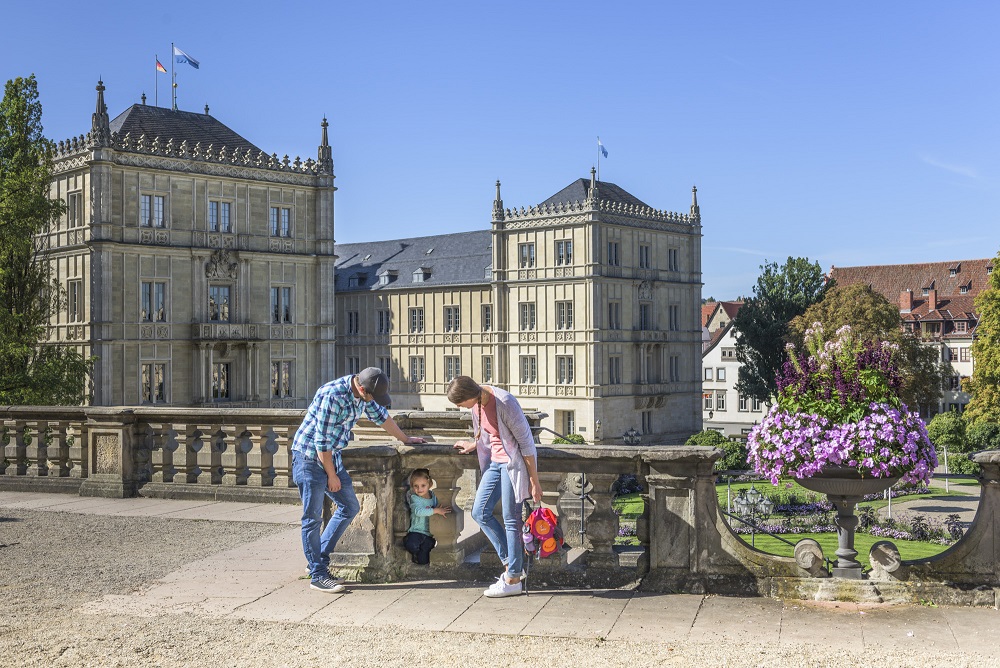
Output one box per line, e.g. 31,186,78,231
747,323,938,485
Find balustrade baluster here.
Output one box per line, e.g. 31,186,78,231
219,425,241,486
67,422,87,479
270,426,292,488
244,425,267,486
25,421,47,477
177,425,202,484
46,421,71,477
149,422,177,483
4,420,27,476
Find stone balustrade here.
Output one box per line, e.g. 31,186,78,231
2,405,998,603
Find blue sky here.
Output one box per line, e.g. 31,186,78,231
3,1,998,299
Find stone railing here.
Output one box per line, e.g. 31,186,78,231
2,406,998,602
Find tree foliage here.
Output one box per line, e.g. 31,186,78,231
964,250,1000,425
926,411,967,454
685,430,748,471
0,75,91,405
788,283,947,411
966,421,1000,452
733,257,828,403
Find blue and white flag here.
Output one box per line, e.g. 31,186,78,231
598,137,608,158
173,45,200,69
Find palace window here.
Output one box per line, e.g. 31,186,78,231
556,301,574,329
607,241,620,266
641,411,653,435
346,310,360,335
68,280,83,322
608,301,622,330
445,356,461,381
717,368,726,381
209,200,232,233
556,240,573,266
482,356,493,383
409,307,424,333
67,192,83,228
141,281,166,322
141,363,166,404
668,248,679,272
378,356,392,378
271,287,292,324
270,206,291,237
208,285,231,322
518,243,535,268
444,306,461,332
212,363,230,400
639,303,653,330
140,194,166,228
481,304,493,332
557,356,574,384
609,356,622,385
409,356,425,382
638,244,651,269
519,355,537,384
377,310,391,335
346,356,360,375
271,361,292,398
669,355,680,382
519,302,536,331
668,304,680,331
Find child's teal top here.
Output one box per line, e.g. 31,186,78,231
407,491,438,536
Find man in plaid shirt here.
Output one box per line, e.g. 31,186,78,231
292,367,425,593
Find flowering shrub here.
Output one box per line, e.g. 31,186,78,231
748,323,938,485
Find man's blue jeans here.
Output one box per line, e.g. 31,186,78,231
292,451,360,581
471,461,524,578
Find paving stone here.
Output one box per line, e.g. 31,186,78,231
368,585,484,631
688,595,783,643
306,585,406,626
858,604,959,651
607,593,703,642
520,589,631,638
229,580,337,622
446,590,552,634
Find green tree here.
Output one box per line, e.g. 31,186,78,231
788,283,947,411
964,250,1000,425
966,421,1000,452
733,257,828,403
686,430,747,471
0,75,91,405
926,411,967,453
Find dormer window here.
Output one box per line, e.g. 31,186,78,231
989,265,994,275
949,264,960,277
955,320,968,333
413,267,430,283
960,282,970,294
362,254,372,262
377,270,397,286
347,273,367,288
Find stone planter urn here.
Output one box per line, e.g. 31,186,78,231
797,466,899,579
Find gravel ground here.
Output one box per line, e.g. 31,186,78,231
0,509,996,668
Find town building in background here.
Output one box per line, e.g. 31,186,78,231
830,258,994,416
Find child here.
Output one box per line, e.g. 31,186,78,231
404,468,451,565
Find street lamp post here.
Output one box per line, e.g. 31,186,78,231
732,485,774,547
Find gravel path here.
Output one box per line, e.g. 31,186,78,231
1,508,996,668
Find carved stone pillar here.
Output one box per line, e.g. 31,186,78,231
79,408,139,498
25,421,46,477
2,420,27,476
270,425,293,488
46,421,71,478
580,472,620,570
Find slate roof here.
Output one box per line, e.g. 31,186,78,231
335,230,492,291
540,178,652,209
109,104,264,154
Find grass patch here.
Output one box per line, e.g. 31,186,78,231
732,531,949,570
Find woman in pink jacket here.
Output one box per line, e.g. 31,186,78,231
448,376,542,598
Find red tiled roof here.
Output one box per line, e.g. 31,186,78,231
719,301,743,319
829,258,994,302
701,303,717,328
702,322,733,355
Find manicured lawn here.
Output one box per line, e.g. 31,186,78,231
612,493,643,517
733,531,949,570
714,478,973,513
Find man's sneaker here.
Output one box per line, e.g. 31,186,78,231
484,576,524,598
305,567,345,584
310,576,346,593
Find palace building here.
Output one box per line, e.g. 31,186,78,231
45,81,703,444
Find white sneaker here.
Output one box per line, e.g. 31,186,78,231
484,576,524,598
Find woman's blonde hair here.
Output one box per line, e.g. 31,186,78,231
447,376,485,441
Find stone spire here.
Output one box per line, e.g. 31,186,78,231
90,79,111,147
587,166,599,207
492,180,504,222
317,116,333,174
690,185,700,219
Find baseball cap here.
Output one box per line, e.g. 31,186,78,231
357,367,391,407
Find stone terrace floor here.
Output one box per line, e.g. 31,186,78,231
1,490,999,667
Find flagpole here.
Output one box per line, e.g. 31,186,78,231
171,42,176,110
154,54,158,107
597,136,601,182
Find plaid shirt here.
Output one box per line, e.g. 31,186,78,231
291,374,388,472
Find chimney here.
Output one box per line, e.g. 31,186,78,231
927,288,938,311
900,289,913,313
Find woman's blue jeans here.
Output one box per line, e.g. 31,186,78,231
472,461,523,579
291,451,360,581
